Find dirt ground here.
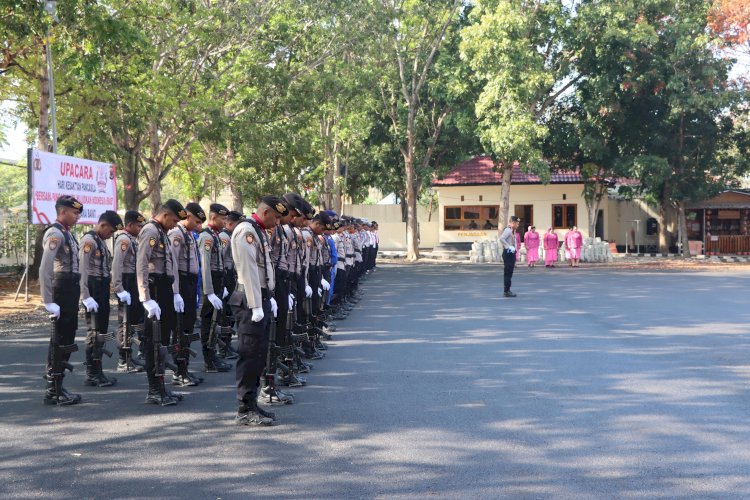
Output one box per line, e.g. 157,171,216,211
0,277,42,318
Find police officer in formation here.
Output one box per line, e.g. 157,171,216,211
167,202,206,387
198,203,233,373
80,210,123,388
112,210,146,373
38,193,379,422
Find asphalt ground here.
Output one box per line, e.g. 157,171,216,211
2,263,750,499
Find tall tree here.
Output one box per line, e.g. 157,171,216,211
461,0,579,232
374,0,461,261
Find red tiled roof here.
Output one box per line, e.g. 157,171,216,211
432,155,584,186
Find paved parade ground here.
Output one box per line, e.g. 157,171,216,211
3,263,750,498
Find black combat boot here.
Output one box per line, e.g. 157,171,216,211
44,373,81,406
235,397,273,426
145,377,177,406
203,348,232,373
259,384,294,405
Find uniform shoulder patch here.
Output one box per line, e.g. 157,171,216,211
48,237,59,251
204,239,213,250
120,240,129,252
149,237,156,247
246,233,254,244
173,238,181,247
83,243,92,253
306,238,312,247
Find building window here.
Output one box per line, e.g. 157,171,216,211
514,205,534,234
553,204,577,229
444,206,499,230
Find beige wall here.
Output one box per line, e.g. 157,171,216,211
436,184,596,243
346,204,439,250
606,198,668,247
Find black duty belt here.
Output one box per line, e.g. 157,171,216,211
89,276,111,282
179,271,198,278
54,272,81,281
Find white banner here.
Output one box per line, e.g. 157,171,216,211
29,149,117,225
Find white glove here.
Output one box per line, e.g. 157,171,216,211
143,299,161,320
508,246,516,253
251,307,264,322
222,287,229,299
116,290,131,305
270,298,278,318
305,285,312,298
44,302,60,319
207,293,223,310
321,278,330,291
288,293,295,309
173,293,185,313
82,297,99,312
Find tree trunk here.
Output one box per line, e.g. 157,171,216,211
405,155,419,260
228,178,243,213
677,201,690,257
148,175,162,212
658,203,670,254
122,149,141,211
497,162,512,236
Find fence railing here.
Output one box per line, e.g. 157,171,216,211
705,235,750,255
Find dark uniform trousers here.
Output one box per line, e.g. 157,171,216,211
199,271,224,348
502,249,516,293
222,268,237,326
176,272,198,342
294,272,306,323
333,266,347,304
274,268,290,346
85,276,111,361
143,274,175,383
230,291,272,402
309,265,322,316
47,273,80,373
117,273,145,352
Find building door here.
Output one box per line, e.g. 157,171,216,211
596,209,604,239
514,205,533,241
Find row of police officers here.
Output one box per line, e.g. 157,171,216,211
39,193,379,426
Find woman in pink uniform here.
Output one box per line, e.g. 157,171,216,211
524,226,540,267
544,227,559,267
566,225,583,267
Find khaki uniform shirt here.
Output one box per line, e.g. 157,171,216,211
269,225,289,272
112,231,137,294
136,220,176,303
198,227,223,296
168,223,199,295
39,223,79,304
231,218,275,309
79,231,111,301
220,230,234,272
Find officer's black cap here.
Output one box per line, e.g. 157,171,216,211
282,193,304,215
209,203,229,216
185,202,206,222
124,210,145,224
312,211,333,230
301,200,316,220
163,199,187,220
99,210,123,230
55,195,83,212
261,195,289,216
510,215,521,223
227,210,245,222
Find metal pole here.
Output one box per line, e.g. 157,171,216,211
45,28,58,154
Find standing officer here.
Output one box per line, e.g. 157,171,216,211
40,195,83,405
198,203,232,372
80,210,123,387
499,215,521,297
218,210,244,359
168,202,205,387
228,195,286,426
113,210,146,373
137,199,187,406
